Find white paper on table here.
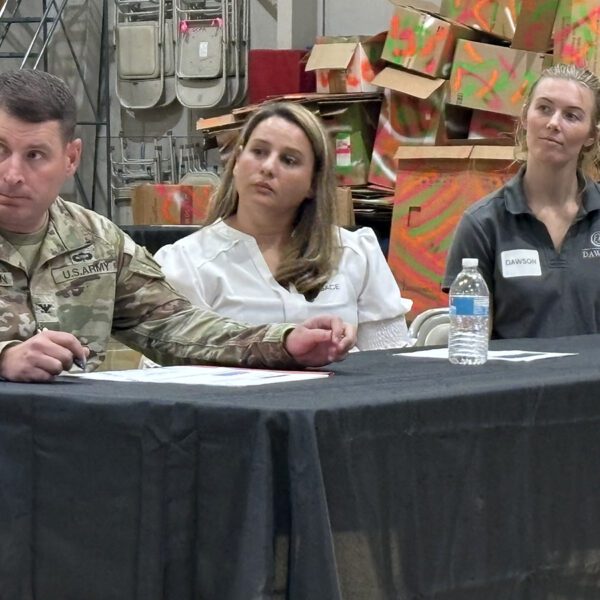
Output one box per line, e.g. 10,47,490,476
394,348,578,362
64,365,332,386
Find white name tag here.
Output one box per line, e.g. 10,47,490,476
501,249,542,278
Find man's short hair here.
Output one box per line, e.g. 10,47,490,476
0,69,77,142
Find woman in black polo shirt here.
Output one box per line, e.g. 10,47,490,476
443,63,600,339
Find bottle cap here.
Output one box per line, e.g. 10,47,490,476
462,258,478,268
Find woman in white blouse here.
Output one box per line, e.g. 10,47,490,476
156,102,413,350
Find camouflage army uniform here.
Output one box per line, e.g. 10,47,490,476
0,198,298,371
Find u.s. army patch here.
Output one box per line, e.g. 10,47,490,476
51,259,118,284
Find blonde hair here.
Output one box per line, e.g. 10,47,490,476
515,63,600,179
205,102,340,300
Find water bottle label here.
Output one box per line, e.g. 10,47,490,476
450,295,489,317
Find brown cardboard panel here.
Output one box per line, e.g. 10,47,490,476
470,145,517,161
196,113,237,130
394,145,473,160
305,43,357,71
372,66,445,99
335,186,356,227
394,145,517,160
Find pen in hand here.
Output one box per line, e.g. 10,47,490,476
37,327,87,371
73,356,87,371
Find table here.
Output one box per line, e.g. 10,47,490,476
2,335,600,599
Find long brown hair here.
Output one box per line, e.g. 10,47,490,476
206,102,341,300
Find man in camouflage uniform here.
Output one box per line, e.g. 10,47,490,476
0,70,355,382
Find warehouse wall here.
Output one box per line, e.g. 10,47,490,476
323,0,441,36
0,0,441,217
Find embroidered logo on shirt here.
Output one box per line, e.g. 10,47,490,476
0,271,13,286
51,259,118,284
69,245,95,264
321,283,341,292
580,232,600,258
501,249,542,278
71,250,94,263
34,294,58,323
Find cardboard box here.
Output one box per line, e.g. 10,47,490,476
368,67,471,189
441,0,518,39
553,0,600,77
468,109,517,140
439,0,558,50
382,5,479,78
305,33,386,93
131,184,213,225
510,0,559,50
387,145,518,317
335,187,356,227
320,100,380,186
447,40,552,116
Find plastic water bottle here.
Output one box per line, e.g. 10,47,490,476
448,258,490,365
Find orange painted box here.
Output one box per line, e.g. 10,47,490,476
448,40,552,116
387,145,518,318
382,5,478,79
131,184,214,225
554,0,600,78
305,32,386,93
439,0,558,50
368,67,471,189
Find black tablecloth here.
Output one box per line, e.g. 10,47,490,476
120,222,390,257
120,225,200,254
2,335,600,599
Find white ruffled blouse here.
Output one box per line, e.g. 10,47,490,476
155,220,413,350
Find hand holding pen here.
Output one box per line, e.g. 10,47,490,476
0,328,90,382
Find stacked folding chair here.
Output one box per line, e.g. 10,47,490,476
111,133,220,209
115,0,176,109
174,0,248,109
177,142,221,187
110,132,179,209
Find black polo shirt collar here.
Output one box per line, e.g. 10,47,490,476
503,165,600,217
